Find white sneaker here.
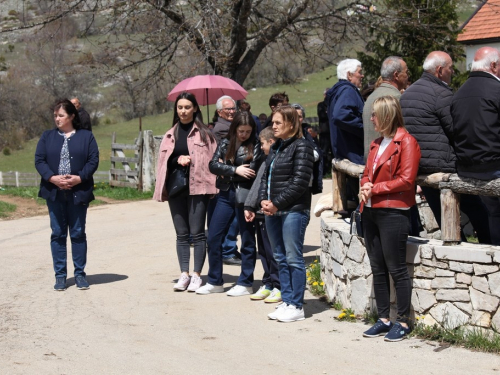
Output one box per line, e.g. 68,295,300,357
195,283,224,295
267,303,288,320
226,285,253,296
277,304,305,323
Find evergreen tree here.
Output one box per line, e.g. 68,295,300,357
357,0,465,88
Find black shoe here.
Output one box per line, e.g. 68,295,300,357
54,277,67,291
75,275,90,290
223,256,242,266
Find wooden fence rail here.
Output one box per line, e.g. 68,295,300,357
331,158,500,245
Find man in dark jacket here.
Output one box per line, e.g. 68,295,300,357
326,58,364,165
401,51,490,244
70,98,92,132
451,47,500,244
212,95,237,143
317,89,332,176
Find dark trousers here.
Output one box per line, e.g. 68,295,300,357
46,190,88,278
362,207,412,324
168,192,209,273
207,188,256,286
256,218,280,290
480,196,500,245
319,134,332,176
421,186,491,244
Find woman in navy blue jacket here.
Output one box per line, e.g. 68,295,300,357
35,99,99,291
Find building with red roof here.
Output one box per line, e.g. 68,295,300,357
458,0,500,69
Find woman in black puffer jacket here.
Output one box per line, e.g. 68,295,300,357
196,112,263,296
258,105,314,323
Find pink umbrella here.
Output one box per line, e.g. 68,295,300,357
167,75,248,120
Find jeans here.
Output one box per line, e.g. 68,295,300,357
265,211,309,308
362,207,412,324
222,216,240,259
46,190,88,278
207,188,256,286
256,218,280,290
421,186,491,244
168,192,209,273
207,195,240,259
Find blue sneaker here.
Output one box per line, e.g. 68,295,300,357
75,275,90,290
54,277,67,291
363,319,393,337
384,322,411,342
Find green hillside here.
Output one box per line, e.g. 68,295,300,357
0,66,338,173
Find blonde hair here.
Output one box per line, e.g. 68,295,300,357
272,105,303,139
372,96,405,137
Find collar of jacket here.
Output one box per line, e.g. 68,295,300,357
369,127,408,177
468,70,500,82
420,72,453,91
272,136,297,151
166,122,200,139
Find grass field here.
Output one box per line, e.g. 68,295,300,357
0,66,338,173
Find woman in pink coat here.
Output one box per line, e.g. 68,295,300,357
154,92,217,292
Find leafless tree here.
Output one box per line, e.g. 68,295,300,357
2,0,376,86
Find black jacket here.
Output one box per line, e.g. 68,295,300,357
209,138,263,191
78,107,92,132
400,72,456,173
258,137,314,212
302,122,323,194
451,71,500,173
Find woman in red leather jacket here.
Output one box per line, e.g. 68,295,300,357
359,95,421,342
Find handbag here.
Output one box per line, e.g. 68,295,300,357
349,204,364,238
166,167,189,199
235,184,250,207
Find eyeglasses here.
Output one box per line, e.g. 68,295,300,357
222,107,236,112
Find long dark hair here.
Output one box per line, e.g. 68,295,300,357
225,111,256,163
172,92,215,144
52,98,81,129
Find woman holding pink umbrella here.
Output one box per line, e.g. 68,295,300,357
153,92,217,292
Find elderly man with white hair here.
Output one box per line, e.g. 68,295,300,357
212,95,237,143
326,58,365,166
451,47,500,245
401,51,491,244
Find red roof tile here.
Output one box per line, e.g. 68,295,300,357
458,0,500,42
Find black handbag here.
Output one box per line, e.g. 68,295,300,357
350,204,363,238
235,184,250,207
166,167,189,199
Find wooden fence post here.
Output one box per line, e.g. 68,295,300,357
141,130,155,192
332,167,342,213
440,188,461,245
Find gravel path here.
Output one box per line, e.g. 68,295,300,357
1,185,500,374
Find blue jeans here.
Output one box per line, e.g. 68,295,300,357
222,216,239,259
46,190,88,278
207,188,256,286
207,195,240,259
265,211,309,308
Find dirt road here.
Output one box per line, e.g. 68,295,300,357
1,189,500,374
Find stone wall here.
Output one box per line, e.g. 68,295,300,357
320,211,500,330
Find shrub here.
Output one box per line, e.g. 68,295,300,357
2,147,11,156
